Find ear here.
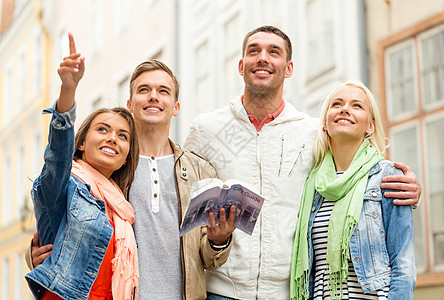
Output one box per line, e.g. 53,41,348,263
366,122,374,135
323,124,327,131
126,99,133,113
172,101,180,117
238,59,244,76
285,61,293,78
78,142,85,151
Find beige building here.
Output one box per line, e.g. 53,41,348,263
366,0,444,298
176,0,369,143
0,0,177,298
0,0,48,298
1,0,442,298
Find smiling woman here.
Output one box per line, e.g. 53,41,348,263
291,80,416,300
25,33,140,300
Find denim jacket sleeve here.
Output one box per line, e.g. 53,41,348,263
380,162,416,299
31,102,76,245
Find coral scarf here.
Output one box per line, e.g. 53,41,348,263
291,142,382,299
72,159,139,300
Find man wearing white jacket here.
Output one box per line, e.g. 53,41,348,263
184,25,421,299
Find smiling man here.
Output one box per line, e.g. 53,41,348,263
184,25,421,300
28,59,236,300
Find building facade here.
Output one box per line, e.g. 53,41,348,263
1,0,442,298
176,0,369,144
366,0,444,298
0,0,48,298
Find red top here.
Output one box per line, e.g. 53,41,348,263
42,226,115,300
242,96,285,131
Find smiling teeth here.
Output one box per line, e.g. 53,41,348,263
102,148,116,155
256,70,270,75
337,119,352,124
146,107,161,111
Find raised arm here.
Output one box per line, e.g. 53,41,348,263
380,162,421,207
32,33,85,245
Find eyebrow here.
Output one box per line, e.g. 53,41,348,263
95,122,130,134
137,83,172,92
247,43,283,51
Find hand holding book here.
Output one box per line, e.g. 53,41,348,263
179,178,265,237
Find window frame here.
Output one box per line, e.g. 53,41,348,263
378,12,444,287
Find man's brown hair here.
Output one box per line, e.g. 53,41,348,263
242,25,292,61
129,59,180,102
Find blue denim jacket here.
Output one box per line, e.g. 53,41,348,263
25,106,114,300
307,160,416,299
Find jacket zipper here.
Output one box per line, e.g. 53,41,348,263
174,152,187,300
289,143,305,175
278,135,284,176
257,131,263,298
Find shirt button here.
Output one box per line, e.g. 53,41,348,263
182,173,187,177
154,180,158,184
153,193,158,198
153,168,156,172
151,156,155,160
182,167,186,171
372,191,377,197
311,206,316,212
55,121,62,128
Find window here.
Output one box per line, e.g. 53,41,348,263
16,145,26,220
259,0,283,27
223,15,242,102
14,0,27,16
114,0,132,36
118,76,130,106
90,0,104,56
3,63,13,125
2,156,12,226
17,46,27,110
385,40,417,121
92,95,104,111
2,259,9,299
419,26,444,110
382,21,444,275
59,27,69,61
33,30,43,96
15,254,23,300
32,131,42,180
426,117,444,265
306,0,334,79
195,40,210,114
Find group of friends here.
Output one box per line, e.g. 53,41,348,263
23,26,420,300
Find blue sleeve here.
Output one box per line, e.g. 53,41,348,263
31,102,76,245
381,163,416,299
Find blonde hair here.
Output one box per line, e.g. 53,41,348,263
313,80,385,167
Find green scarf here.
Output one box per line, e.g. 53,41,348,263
290,142,383,300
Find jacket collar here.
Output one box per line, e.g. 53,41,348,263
368,161,382,177
229,95,309,126
169,139,183,162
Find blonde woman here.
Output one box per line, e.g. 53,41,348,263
291,81,415,299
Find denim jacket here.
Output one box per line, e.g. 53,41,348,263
25,106,114,300
307,160,416,299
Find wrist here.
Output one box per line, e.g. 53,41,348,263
209,235,232,251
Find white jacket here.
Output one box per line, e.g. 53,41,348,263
184,96,319,299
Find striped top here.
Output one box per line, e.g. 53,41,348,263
311,199,390,299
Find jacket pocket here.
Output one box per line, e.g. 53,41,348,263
361,187,390,273
69,188,100,221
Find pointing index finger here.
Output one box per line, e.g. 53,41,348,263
68,32,76,54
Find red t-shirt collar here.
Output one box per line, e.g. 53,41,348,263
241,95,285,132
